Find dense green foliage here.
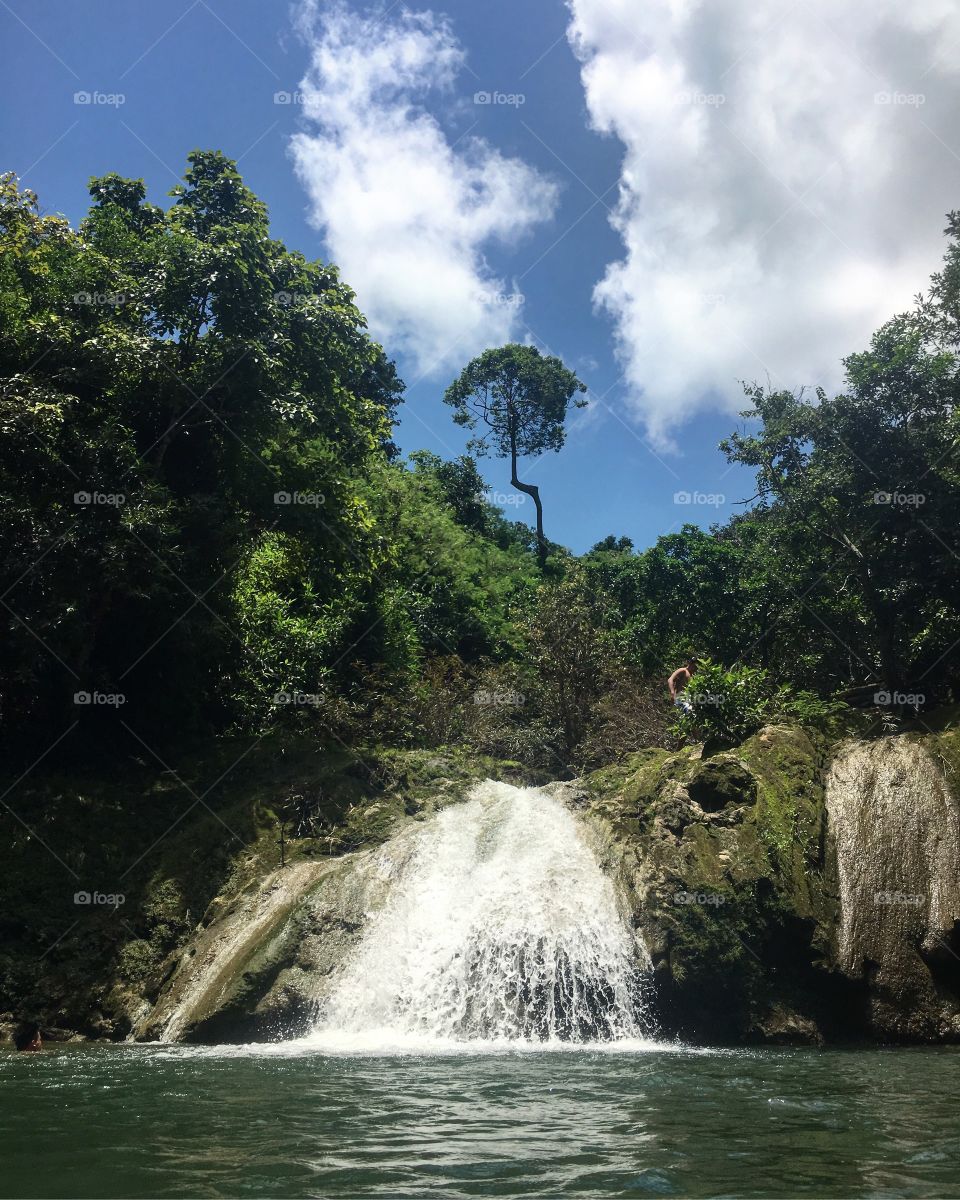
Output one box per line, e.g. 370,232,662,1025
1,156,957,770
1,156,378,746
670,660,848,745
0,156,536,759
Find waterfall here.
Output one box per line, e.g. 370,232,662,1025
826,737,960,977
305,781,654,1050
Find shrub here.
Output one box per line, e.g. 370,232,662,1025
576,667,671,769
672,659,850,744
672,660,771,744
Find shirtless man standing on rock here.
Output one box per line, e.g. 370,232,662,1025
668,658,698,714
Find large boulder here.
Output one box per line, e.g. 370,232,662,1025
583,726,854,1043
582,718,960,1045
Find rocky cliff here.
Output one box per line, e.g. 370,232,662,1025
579,719,960,1043
5,715,960,1046
826,735,960,1040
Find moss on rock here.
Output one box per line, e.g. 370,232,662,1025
686,755,757,812
583,721,856,1043
8,716,958,1047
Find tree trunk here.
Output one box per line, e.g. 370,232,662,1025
510,435,546,570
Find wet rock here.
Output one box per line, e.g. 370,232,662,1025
123,720,960,1048
757,1005,824,1046
576,718,960,1045
582,723,839,1042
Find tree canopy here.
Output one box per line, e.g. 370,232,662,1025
1,154,957,771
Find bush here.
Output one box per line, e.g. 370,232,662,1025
672,659,850,744
115,939,157,984
576,667,671,769
672,660,771,744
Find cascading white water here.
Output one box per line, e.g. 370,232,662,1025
306,781,654,1050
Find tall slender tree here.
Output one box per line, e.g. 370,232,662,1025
443,344,586,568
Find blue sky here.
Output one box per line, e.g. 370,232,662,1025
4,0,958,552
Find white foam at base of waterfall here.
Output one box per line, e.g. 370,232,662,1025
302,781,656,1052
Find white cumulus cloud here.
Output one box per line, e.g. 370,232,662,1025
291,2,558,376
566,0,960,445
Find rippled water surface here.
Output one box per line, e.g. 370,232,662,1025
2,1043,959,1198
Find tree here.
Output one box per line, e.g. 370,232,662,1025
0,155,404,756
722,316,959,697
523,570,613,756
407,451,491,536
589,535,634,554
443,344,586,569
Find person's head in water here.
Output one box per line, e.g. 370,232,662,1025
13,1023,42,1052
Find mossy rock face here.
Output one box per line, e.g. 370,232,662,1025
9,720,959,1047
128,746,548,1043
584,722,861,1044
927,708,960,799
686,756,757,812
